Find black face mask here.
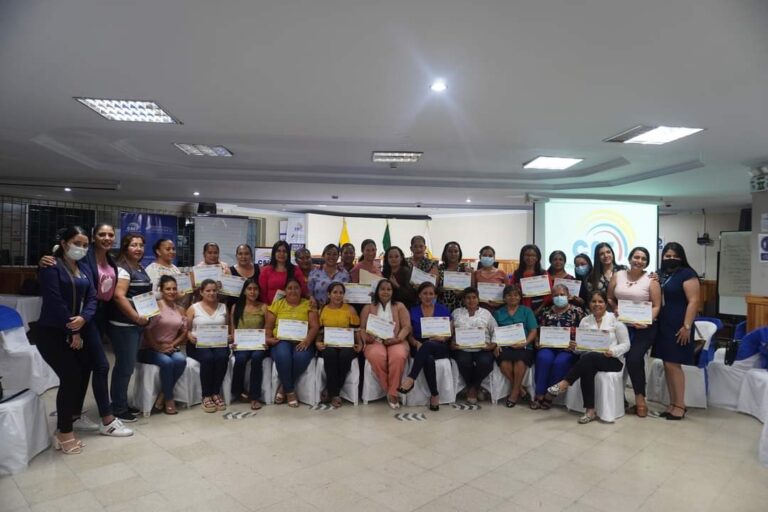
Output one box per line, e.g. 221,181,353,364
661,259,681,272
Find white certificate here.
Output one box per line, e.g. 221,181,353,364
478,282,505,303
442,271,472,291
132,291,160,318
539,326,571,349
234,329,266,351
494,323,527,346
520,275,551,297
576,328,613,352
455,327,487,349
220,275,247,297
365,314,396,340
359,269,383,287
410,267,437,286
554,278,581,297
174,273,193,294
195,324,229,348
343,284,373,304
617,300,653,325
276,319,309,341
420,316,451,338
193,265,222,286
324,327,355,347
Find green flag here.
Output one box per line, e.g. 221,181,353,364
382,221,391,251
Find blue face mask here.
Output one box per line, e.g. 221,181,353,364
480,256,495,267
553,295,569,308
574,265,589,277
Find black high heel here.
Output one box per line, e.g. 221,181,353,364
397,383,414,394
429,397,439,411
666,404,687,420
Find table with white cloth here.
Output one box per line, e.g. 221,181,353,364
0,295,42,332
0,389,50,475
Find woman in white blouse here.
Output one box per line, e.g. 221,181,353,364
545,290,630,424
450,287,497,404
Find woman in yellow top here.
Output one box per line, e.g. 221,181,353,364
229,279,268,410
316,282,361,408
264,278,320,407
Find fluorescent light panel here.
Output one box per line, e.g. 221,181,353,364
174,143,232,157
372,151,423,163
523,156,583,170
75,98,179,123
604,125,704,145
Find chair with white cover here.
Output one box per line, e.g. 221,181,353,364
271,356,320,406
564,371,626,422
482,362,535,405
316,357,360,405
224,355,275,405
647,319,720,409
402,357,459,406
737,369,768,423
709,324,766,410
131,357,205,416
361,359,387,404
0,323,59,395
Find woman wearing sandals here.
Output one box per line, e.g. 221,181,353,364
316,282,361,408
361,280,411,409
546,290,630,424
493,285,538,407
532,284,586,410
138,275,188,415
264,278,320,407
398,282,452,411
607,246,661,418
187,279,231,413
230,279,268,410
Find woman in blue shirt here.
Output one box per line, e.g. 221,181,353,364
493,285,538,407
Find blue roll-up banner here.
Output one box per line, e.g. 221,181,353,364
120,213,178,267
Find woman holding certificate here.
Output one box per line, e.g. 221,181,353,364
316,282,361,408
451,287,497,404
350,239,382,283
437,241,473,311
397,282,452,411
383,246,418,309
572,253,593,307
586,243,625,298
407,235,438,285
361,280,411,409
607,246,661,418
474,246,509,311
139,275,188,415
339,243,356,273
493,285,538,407
108,233,153,423
197,242,232,274
264,279,319,408
546,290,630,424
532,284,586,409
308,244,350,304
187,279,231,413
651,243,700,420
510,244,552,316
258,240,309,305
230,279,268,410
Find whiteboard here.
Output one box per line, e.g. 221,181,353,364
194,216,250,267
717,231,751,316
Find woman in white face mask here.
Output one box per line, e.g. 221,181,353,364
473,245,509,312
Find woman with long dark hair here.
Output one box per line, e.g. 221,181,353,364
230,278,268,410
510,244,552,316
473,245,508,310
586,242,625,298
350,239,381,283
437,241,473,311
258,240,308,305
383,246,418,309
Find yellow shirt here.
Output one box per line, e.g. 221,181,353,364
319,305,360,329
268,298,312,338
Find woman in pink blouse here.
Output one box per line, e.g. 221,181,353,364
138,275,188,414
350,239,382,283
258,240,309,305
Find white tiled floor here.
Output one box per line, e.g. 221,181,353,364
3,388,767,512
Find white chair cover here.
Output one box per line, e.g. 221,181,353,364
708,351,762,410
0,390,50,475
737,369,768,423
647,359,708,408
131,358,208,416
361,359,387,404
271,356,319,406
564,371,625,423
483,362,535,404
0,327,59,395
315,357,360,405
226,356,275,405
403,358,459,406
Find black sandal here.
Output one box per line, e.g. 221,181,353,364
505,398,516,408
540,396,553,410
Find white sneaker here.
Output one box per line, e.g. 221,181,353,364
99,418,134,437
73,416,100,432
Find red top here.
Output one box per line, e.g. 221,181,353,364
258,265,308,305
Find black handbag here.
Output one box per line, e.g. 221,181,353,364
724,338,739,366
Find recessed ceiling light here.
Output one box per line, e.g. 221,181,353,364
604,125,704,145
317,204,328,207
174,143,232,157
372,151,423,163
430,79,447,92
523,156,584,170
74,98,179,123
465,198,472,203
64,187,72,192
193,191,200,196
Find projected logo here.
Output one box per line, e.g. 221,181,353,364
571,210,636,263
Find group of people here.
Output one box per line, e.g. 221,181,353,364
36,225,700,454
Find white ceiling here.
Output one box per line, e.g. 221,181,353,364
1,0,766,215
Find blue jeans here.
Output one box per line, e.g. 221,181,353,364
108,324,142,412
272,341,315,393
232,350,268,401
138,349,187,401
534,348,578,396
187,345,230,397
